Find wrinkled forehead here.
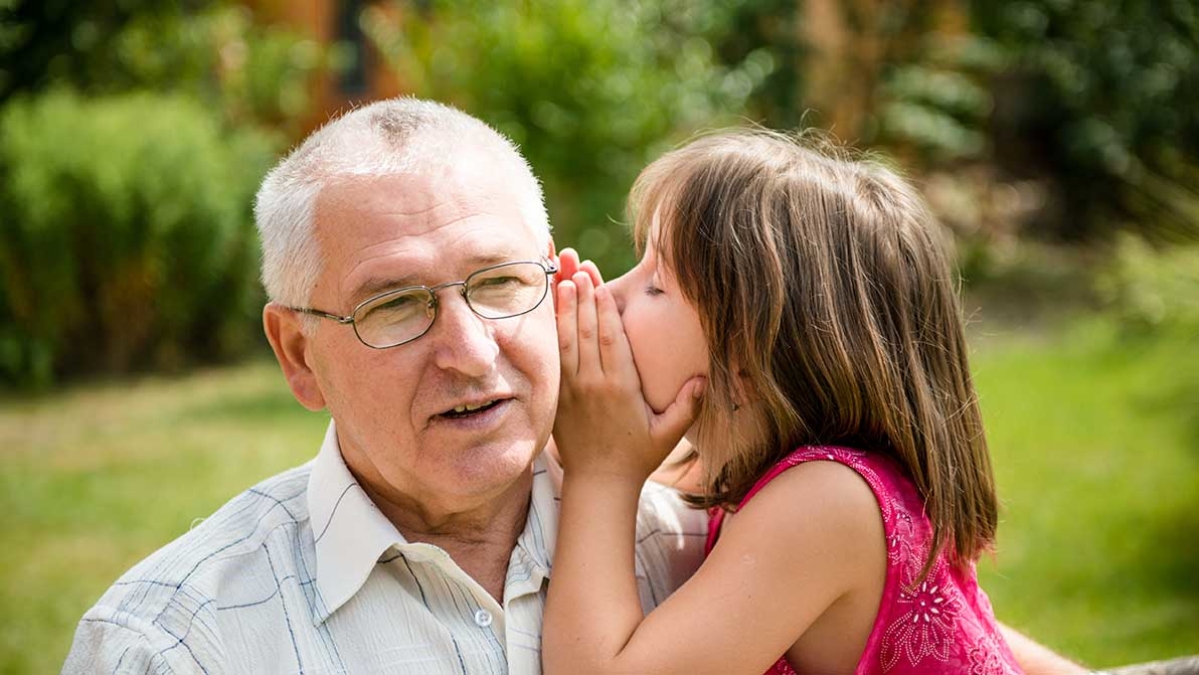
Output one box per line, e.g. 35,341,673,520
311,165,547,299
314,161,543,247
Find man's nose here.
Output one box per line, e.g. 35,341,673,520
427,291,499,377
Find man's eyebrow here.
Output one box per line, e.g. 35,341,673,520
350,252,531,302
352,275,422,303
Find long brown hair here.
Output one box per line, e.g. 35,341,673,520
630,129,997,578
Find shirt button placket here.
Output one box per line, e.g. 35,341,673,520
473,608,493,628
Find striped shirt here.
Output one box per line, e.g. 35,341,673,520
63,422,707,674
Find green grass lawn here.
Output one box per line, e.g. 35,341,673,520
0,361,329,675
1,318,1196,673
972,320,1199,667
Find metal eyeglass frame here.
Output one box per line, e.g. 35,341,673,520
286,258,560,349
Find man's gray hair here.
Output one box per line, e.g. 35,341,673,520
254,97,550,309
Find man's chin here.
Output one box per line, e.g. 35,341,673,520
447,440,539,489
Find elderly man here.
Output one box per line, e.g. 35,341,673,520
66,97,1084,675
63,98,705,674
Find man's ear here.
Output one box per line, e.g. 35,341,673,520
263,304,327,412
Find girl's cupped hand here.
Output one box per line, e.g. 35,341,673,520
552,249,705,483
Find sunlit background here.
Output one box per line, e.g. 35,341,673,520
1,1,1196,673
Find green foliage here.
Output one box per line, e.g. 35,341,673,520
0,1,338,135
876,43,998,161
1097,235,1199,334
0,1,335,388
0,0,187,100
364,0,774,273
862,8,1003,162
972,0,1199,240
707,0,804,127
0,89,276,388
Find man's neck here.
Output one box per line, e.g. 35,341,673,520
359,470,533,603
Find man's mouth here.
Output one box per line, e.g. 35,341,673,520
439,399,505,419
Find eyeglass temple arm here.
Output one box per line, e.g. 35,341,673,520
289,306,355,324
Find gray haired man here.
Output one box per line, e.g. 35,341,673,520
63,98,705,674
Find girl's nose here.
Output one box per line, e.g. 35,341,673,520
605,272,629,314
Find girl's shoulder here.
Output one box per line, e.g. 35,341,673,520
779,445,929,547
707,446,899,563
722,448,1020,675
747,446,918,510
711,446,926,545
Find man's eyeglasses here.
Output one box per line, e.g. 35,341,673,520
289,259,559,349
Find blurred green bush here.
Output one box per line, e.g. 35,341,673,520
1,0,1193,389
0,1,340,389
364,0,776,273
1,2,338,137
973,0,1199,242
1097,234,1199,335
0,89,276,388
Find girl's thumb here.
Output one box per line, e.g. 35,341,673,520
651,377,706,448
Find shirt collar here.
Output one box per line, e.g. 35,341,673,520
308,421,405,624
506,449,560,598
307,421,562,623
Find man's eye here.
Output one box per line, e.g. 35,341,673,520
364,293,425,322
378,294,420,310
474,275,520,289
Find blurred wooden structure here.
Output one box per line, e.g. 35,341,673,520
800,0,969,143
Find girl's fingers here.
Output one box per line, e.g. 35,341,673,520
572,272,602,376
556,279,578,378
595,285,636,378
650,376,706,451
555,247,603,289
579,259,604,287
555,248,581,286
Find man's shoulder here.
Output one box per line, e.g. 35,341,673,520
65,462,318,673
140,461,313,573
629,481,709,612
636,479,709,540
80,462,315,625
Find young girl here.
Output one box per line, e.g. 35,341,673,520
544,130,1025,675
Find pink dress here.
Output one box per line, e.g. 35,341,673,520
705,446,1024,675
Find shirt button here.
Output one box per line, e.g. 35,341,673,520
474,608,493,628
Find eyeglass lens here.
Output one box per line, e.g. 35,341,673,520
353,262,549,348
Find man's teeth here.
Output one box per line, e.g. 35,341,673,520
452,400,496,414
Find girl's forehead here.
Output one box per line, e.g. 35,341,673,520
643,207,670,251
640,217,665,263
636,197,681,271
639,229,679,282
